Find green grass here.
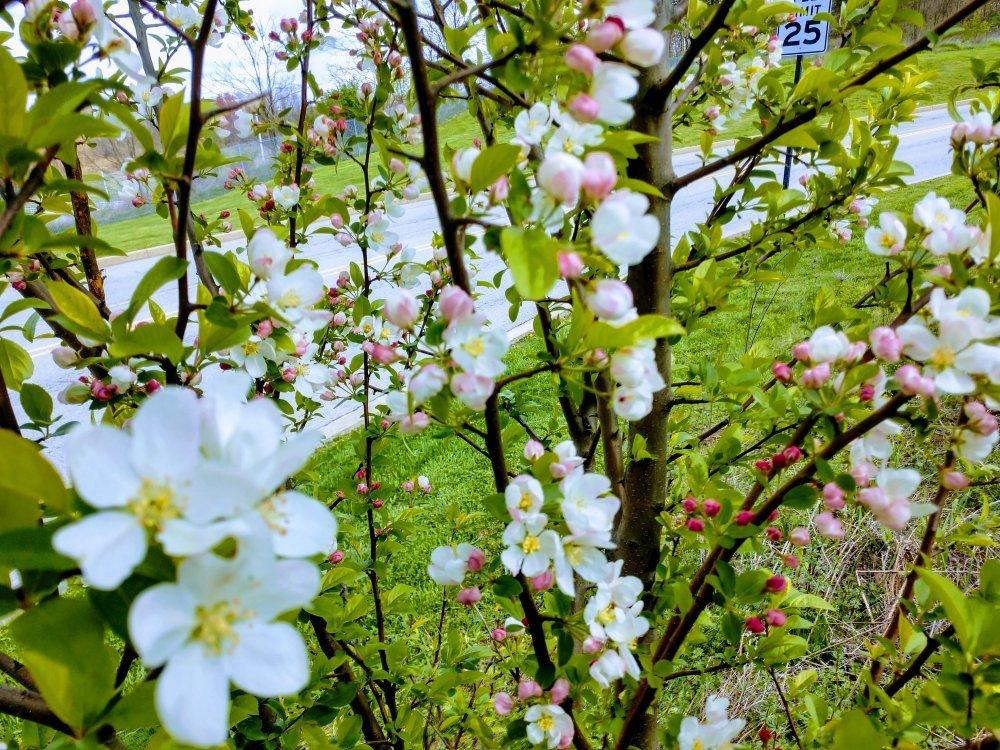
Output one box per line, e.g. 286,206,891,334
298,173,988,739
304,172,975,644
96,43,998,254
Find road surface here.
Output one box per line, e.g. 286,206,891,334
4,105,959,469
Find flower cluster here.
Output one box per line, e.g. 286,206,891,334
864,192,991,263
51,379,336,745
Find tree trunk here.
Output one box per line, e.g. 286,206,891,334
614,2,675,747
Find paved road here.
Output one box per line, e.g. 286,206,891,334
6,106,959,469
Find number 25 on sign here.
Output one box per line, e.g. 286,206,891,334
779,0,832,57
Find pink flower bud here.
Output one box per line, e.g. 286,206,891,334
755,458,773,474
789,527,810,546
488,175,510,204
328,550,345,564
858,486,889,512
550,678,570,704
734,510,754,526
772,362,792,382
765,609,787,627
581,151,617,200
586,19,624,52
687,518,705,533
791,342,811,361
869,326,901,362
565,43,600,75
782,445,803,464
493,692,514,715
859,383,875,401
942,469,968,490
765,526,781,542
530,570,554,591
619,28,665,67
491,627,507,641
850,460,874,488
586,279,633,322
764,575,786,594
538,152,584,206
401,480,414,492
457,586,481,606
783,553,800,568
800,363,831,388
439,285,474,322
383,289,419,329
145,379,161,395
557,251,584,279
524,439,545,461
581,636,604,654
517,680,543,700
703,499,721,517
389,157,405,173
965,401,998,435
814,511,845,539
330,213,344,229
569,93,600,123
745,616,765,634
822,482,845,510
682,496,698,513
466,547,486,571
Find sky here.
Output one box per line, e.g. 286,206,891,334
3,0,356,94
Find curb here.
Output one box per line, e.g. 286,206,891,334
100,102,965,271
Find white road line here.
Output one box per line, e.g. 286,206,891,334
25,243,439,360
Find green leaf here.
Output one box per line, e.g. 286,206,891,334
203,251,243,295
832,709,886,750
26,113,118,151
126,257,188,322
47,281,107,340
783,484,818,510
0,430,69,526
583,314,684,350
19,382,52,424
986,192,1000,265
492,575,523,598
469,143,521,193
103,682,159,730
0,297,48,324
916,568,975,650
108,323,185,363
9,597,118,732
158,91,184,150
501,227,557,301
0,48,27,139
0,526,75,571
0,338,33,391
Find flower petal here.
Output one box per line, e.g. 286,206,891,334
52,511,146,590
128,582,197,666
225,621,308,696
156,643,230,748
260,491,337,557
130,388,201,480
66,426,139,508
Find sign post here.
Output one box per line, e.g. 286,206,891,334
777,0,831,188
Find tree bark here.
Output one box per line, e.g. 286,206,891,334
617,0,675,590
614,3,675,748
62,144,108,315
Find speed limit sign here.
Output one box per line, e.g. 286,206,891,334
779,0,831,56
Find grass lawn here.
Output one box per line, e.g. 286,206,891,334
301,174,978,711
95,43,998,254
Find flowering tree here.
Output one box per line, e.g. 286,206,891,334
0,0,998,747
